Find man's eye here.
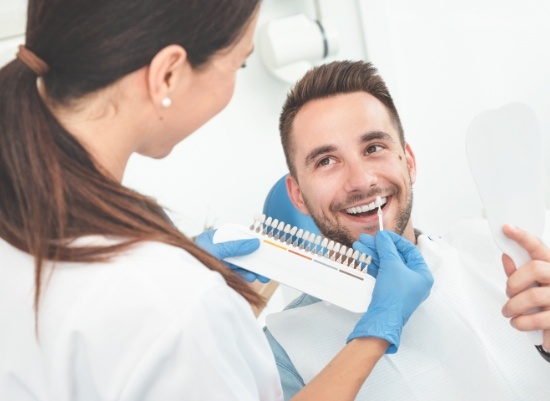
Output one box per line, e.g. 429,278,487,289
366,144,383,154
240,62,247,69
317,157,334,167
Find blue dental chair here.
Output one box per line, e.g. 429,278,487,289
262,174,320,236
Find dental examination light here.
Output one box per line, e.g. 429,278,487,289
257,1,339,84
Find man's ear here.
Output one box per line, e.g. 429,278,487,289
404,142,417,184
286,174,311,215
146,45,189,107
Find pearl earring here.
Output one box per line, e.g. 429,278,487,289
161,97,172,108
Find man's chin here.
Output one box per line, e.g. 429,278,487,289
348,221,381,238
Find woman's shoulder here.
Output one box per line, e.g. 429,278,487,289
34,237,243,334
42,238,257,358
80,238,234,312
66,236,222,283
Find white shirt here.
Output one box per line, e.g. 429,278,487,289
0,237,283,401
266,218,549,400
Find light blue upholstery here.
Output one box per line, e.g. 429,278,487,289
262,174,320,235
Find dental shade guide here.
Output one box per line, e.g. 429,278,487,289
466,102,546,345
213,215,376,313
375,196,383,231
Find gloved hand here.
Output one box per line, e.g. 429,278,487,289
347,230,433,353
195,229,270,283
353,234,379,277
352,233,405,278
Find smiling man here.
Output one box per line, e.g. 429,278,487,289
264,60,549,400
283,90,415,247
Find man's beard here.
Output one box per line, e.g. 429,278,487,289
303,184,414,247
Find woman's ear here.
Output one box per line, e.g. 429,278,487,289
146,45,189,107
286,174,311,215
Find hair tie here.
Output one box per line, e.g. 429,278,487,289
16,45,50,76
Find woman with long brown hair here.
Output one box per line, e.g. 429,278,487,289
0,1,277,399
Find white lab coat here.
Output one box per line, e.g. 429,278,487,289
0,236,283,401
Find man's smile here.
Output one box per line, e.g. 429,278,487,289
345,196,387,216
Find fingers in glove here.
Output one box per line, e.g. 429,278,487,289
353,234,379,277
379,231,431,277
195,229,260,259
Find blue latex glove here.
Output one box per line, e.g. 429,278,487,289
195,229,270,283
347,230,433,353
353,233,379,278
353,233,407,278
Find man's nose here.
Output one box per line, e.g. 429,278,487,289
342,161,377,193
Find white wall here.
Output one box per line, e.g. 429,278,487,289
0,0,26,66
359,0,550,236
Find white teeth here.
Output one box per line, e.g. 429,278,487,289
346,196,387,215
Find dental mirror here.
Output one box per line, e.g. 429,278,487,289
466,102,546,344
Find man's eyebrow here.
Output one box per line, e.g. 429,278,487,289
360,131,395,143
304,145,337,167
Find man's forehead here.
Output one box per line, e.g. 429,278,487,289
294,93,392,128
292,93,397,146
